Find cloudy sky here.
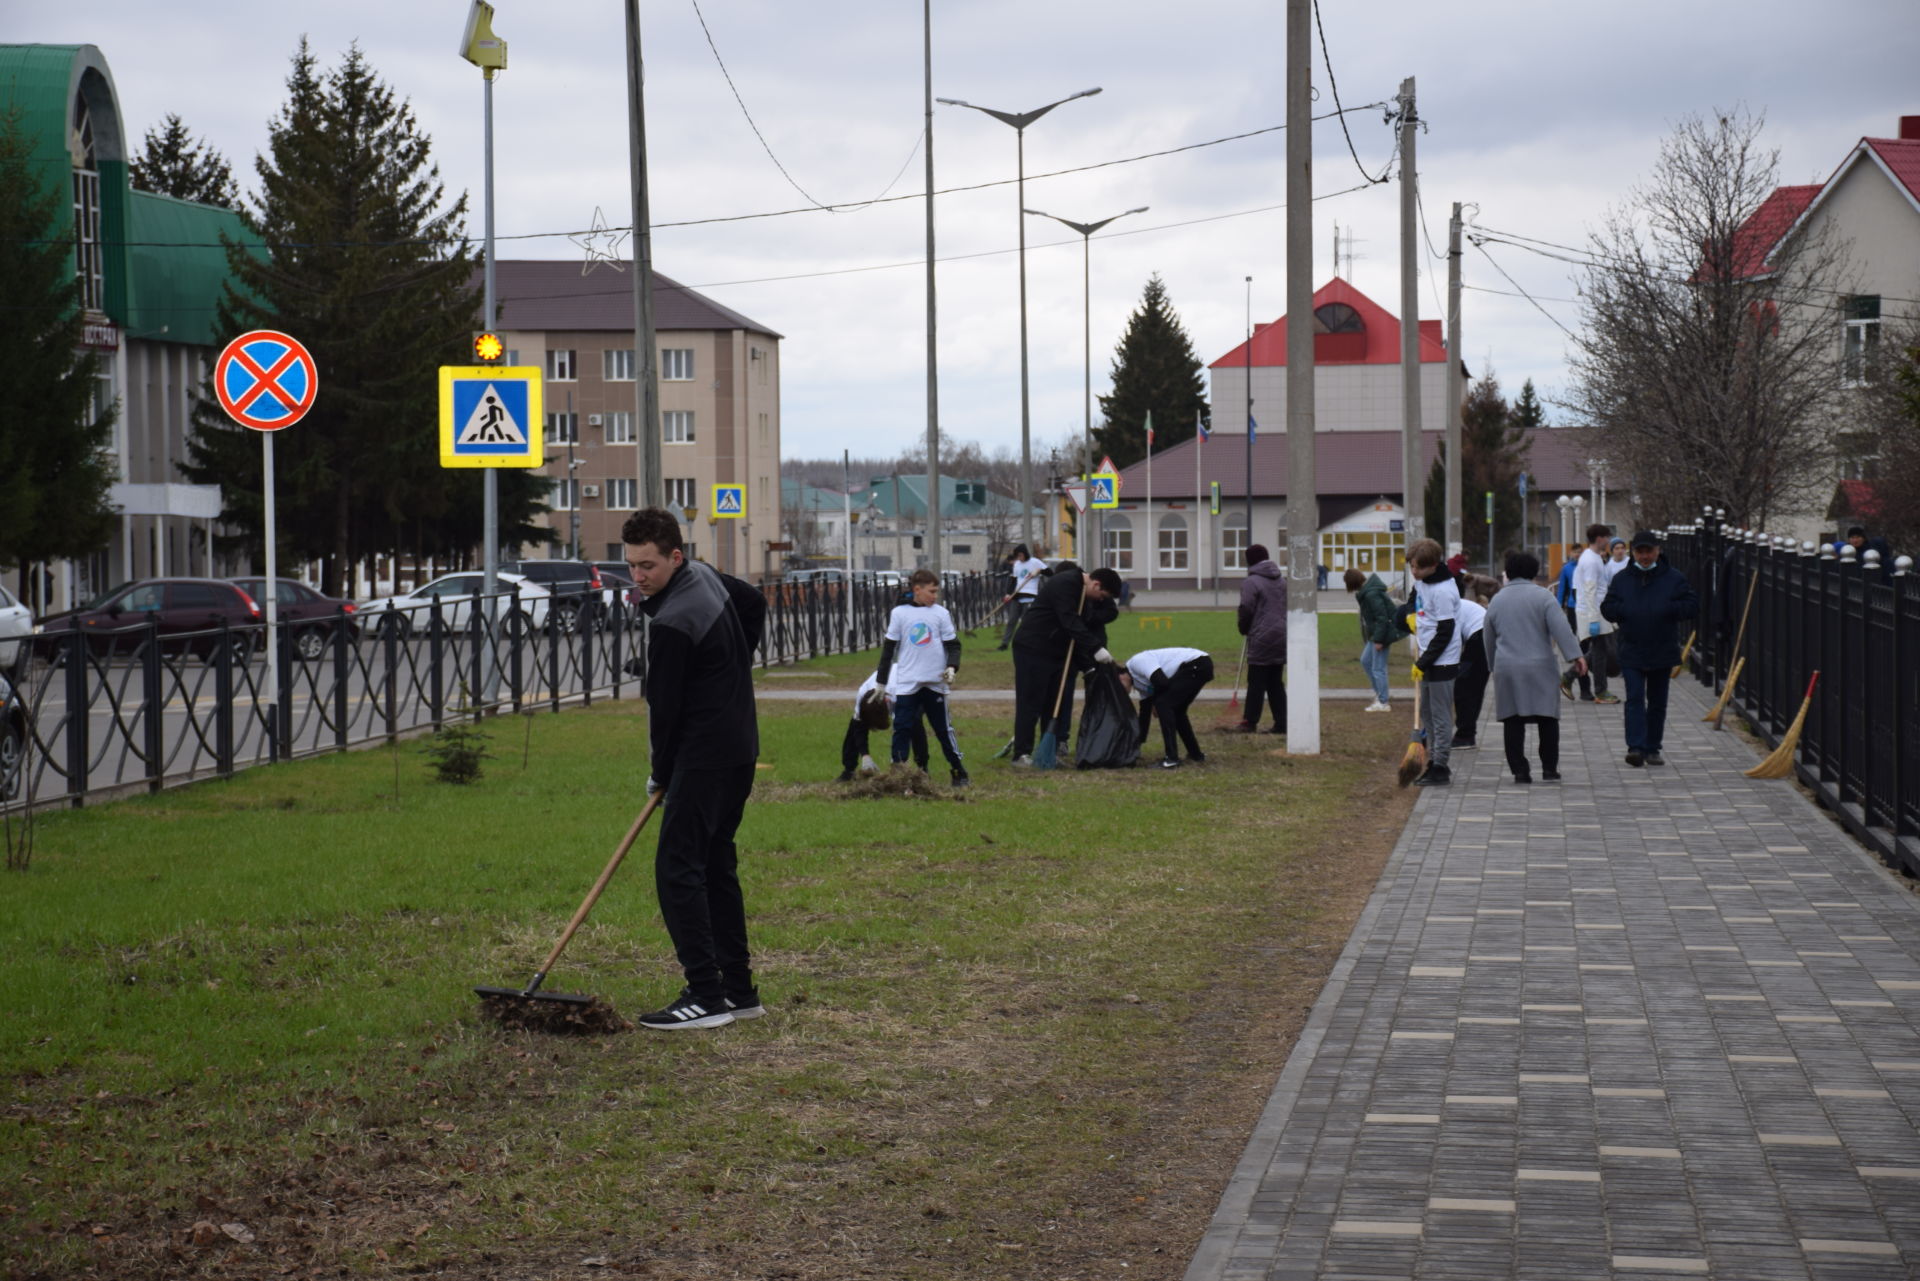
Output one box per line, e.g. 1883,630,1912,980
17,1,1916,463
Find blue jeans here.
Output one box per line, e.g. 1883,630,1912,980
1359,642,1391,702
892,688,964,770
1621,666,1671,753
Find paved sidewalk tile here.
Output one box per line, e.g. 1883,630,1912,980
1185,681,1920,1281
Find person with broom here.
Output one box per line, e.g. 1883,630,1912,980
1600,531,1698,769
624,507,768,1031
1407,538,1464,788
1008,562,1122,765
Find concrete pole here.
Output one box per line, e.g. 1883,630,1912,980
1397,77,1423,570
626,0,662,510
1285,0,1319,754
1445,201,1463,561
923,0,942,573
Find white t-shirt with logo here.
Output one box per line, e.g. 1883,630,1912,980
1414,574,1464,667
884,602,956,695
1456,598,1486,642
852,672,884,717
1011,556,1044,599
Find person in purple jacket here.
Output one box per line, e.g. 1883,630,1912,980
1235,543,1288,736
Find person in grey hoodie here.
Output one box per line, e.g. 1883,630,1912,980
1235,543,1288,734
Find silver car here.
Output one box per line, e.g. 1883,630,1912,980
357,571,551,639
0,583,30,670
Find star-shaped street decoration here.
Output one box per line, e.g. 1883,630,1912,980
569,207,630,276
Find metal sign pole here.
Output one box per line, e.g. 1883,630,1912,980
262,429,279,751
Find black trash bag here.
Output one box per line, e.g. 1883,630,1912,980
1074,665,1141,769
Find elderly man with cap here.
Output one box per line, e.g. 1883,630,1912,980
1599,530,1698,768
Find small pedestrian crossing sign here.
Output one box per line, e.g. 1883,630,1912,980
712,483,745,518
1090,473,1119,510
439,366,544,469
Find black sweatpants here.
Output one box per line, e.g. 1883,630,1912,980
1501,715,1561,779
1013,647,1077,758
841,717,925,772
655,764,756,1004
1453,633,1489,744
1139,655,1214,760
1245,662,1286,731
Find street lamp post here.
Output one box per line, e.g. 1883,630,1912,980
936,87,1101,553
1024,205,1147,572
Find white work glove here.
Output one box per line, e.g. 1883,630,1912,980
645,776,661,796
1093,647,1114,665
942,666,957,684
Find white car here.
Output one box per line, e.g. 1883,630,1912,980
0,582,30,669
358,571,551,640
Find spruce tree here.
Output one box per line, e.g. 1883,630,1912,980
0,110,119,573
183,43,547,592
129,114,240,208
1420,371,1532,569
1095,274,1209,468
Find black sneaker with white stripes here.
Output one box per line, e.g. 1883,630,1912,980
638,990,734,1031
725,989,766,1020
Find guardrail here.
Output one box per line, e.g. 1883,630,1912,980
1663,516,1918,875
0,572,995,813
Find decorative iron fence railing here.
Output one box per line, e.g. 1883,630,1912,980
1662,515,1918,875
0,572,995,813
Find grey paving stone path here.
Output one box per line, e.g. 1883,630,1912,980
1186,682,1920,1281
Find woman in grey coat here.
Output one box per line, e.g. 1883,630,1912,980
1481,550,1586,784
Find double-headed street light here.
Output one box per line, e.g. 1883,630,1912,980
1025,205,1147,564
936,87,1101,551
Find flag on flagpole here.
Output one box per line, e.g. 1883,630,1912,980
1145,411,1154,447
1248,415,1258,442
1197,415,1210,443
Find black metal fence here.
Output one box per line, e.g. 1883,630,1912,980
1,572,996,813
1663,517,1919,875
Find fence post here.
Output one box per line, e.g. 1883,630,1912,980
141,627,163,793
1895,556,1913,840
214,619,235,778
428,598,445,731
333,606,351,752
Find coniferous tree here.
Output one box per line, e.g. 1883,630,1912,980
1095,274,1209,468
129,114,240,208
182,43,547,593
0,110,118,572
1422,371,1531,569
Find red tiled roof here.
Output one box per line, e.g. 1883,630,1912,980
481,260,782,337
1862,137,1920,208
1209,277,1447,368
1702,185,1819,283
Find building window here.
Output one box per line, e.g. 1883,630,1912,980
662,348,695,381
73,168,103,312
504,348,521,366
664,410,694,443
545,412,578,445
1157,514,1190,571
1101,514,1133,572
665,477,697,510
603,411,635,444
1221,519,1248,571
607,477,638,509
953,544,972,556
546,349,575,381
758,411,769,442
1843,295,1881,386
551,478,579,511
603,348,635,381
751,345,768,385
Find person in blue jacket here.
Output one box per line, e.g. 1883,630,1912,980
1600,530,1698,768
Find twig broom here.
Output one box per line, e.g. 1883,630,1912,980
1215,640,1248,729
1745,671,1820,779
1702,656,1746,727
1706,569,1761,728
1671,629,1695,680
1397,673,1428,787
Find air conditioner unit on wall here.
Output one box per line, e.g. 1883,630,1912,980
587,414,603,426
581,484,600,498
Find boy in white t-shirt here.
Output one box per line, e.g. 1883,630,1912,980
998,544,1045,649
1123,646,1214,768
875,569,968,788
836,672,927,782
1409,539,1463,787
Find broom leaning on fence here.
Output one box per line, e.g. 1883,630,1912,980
1745,671,1820,780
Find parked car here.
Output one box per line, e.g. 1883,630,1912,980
0,669,25,802
33,578,262,662
0,582,30,670
506,559,608,634
358,571,550,640
229,578,360,660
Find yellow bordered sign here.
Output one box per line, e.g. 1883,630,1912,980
439,366,544,469
712,483,746,518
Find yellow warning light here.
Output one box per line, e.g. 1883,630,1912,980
473,332,505,363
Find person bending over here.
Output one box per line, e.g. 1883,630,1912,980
1125,646,1213,769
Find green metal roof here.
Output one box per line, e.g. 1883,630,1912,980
860,473,1043,521
124,190,251,345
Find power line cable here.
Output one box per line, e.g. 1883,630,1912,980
1313,0,1392,186
1470,238,1577,339
689,0,834,208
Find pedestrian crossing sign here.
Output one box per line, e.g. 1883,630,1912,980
1090,473,1119,510
712,483,745,518
439,366,544,469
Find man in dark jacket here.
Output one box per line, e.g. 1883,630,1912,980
1235,544,1288,733
1009,561,1121,762
1600,530,1698,769
624,507,768,1030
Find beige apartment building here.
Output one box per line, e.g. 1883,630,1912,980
488,261,784,579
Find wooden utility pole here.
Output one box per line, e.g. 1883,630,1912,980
1446,201,1464,560
1285,0,1319,753
922,0,941,572
1397,77,1422,562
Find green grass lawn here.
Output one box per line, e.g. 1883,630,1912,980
760,609,1382,692
1,696,1413,1279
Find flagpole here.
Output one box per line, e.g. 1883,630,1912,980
1145,412,1154,590
1194,409,1204,590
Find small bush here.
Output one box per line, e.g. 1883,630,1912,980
424,717,492,784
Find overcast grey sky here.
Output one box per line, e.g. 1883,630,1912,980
16,0,1916,462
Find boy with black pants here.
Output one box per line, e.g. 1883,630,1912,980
625,508,767,1031
1125,647,1213,768
875,569,968,787
836,672,926,781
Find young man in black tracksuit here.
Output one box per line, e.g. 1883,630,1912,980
1008,562,1122,763
624,508,767,1030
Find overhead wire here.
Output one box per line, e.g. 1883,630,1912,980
1312,0,1392,187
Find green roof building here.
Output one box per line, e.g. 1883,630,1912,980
1,44,253,609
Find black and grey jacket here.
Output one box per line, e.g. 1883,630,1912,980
637,559,766,783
